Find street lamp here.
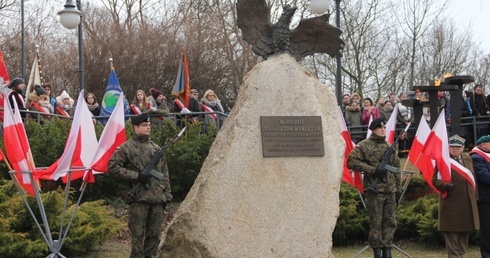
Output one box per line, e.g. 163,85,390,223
58,0,84,91
310,0,342,106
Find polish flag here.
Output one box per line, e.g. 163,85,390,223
385,105,398,144
41,90,98,181
422,110,451,184
3,96,38,195
0,148,5,161
408,117,438,193
366,115,373,139
88,92,127,182
338,107,363,192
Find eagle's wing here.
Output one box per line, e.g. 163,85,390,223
236,0,274,58
290,13,345,61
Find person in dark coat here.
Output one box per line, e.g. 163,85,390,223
380,101,394,122
85,92,100,117
432,135,479,258
470,135,490,258
471,84,489,139
7,77,27,118
344,100,364,143
172,89,202,128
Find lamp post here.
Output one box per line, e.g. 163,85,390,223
21,0,25,79
58,0,84,91
310,0,342,105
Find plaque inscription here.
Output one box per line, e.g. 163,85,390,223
260,116,324,157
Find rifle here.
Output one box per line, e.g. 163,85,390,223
129,127,186,196
368,122,411,192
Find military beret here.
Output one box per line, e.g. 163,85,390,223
368,118,386,131
131,113,150,125
477,135,490,145
448,134,465,147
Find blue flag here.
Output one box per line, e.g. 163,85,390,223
99,68,129,124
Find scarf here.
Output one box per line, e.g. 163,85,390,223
86,102,99,111
203,98,224,112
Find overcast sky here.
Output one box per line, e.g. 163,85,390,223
447,0,490,53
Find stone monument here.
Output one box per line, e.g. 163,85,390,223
158,54,344,257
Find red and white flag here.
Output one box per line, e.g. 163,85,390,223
88,93,126,182
366,115,374,139
422,110,451,184
338,107,363,192
385,105,398,144
0,50,10,86
408,117,438,193
0,148,5,162
3,96,38,195
41,90,98,181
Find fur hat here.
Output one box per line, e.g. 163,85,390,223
149,87,163,100
131,113,150,125
369,118,386,131
34,85,46,96
8,77,25,89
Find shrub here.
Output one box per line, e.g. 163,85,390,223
0,179,124,257
1,119,216,202
332,183,368,245
396,193,443,244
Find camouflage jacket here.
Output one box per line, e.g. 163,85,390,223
347,133,401,193
108,133,172,204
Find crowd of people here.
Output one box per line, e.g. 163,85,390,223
342,84,490,156
3,77,226,128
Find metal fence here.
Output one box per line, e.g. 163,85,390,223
347,115,490,148
0,109,229,131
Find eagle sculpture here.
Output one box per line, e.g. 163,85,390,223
236,0,345,61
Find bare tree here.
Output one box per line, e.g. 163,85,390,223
0,0,489,111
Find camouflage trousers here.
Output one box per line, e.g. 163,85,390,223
365,191,397,248
128,203,166,258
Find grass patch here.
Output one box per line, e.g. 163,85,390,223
333,241,481,258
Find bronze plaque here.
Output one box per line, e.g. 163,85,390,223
260,116,324,157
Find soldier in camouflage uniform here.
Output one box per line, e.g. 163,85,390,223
347,118,402,258
108,113,172,258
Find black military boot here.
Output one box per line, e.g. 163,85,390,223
383,247,392,258
373,247,383,258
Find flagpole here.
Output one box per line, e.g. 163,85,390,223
4,160,28,195
1,152,13,172
403,151,423,171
